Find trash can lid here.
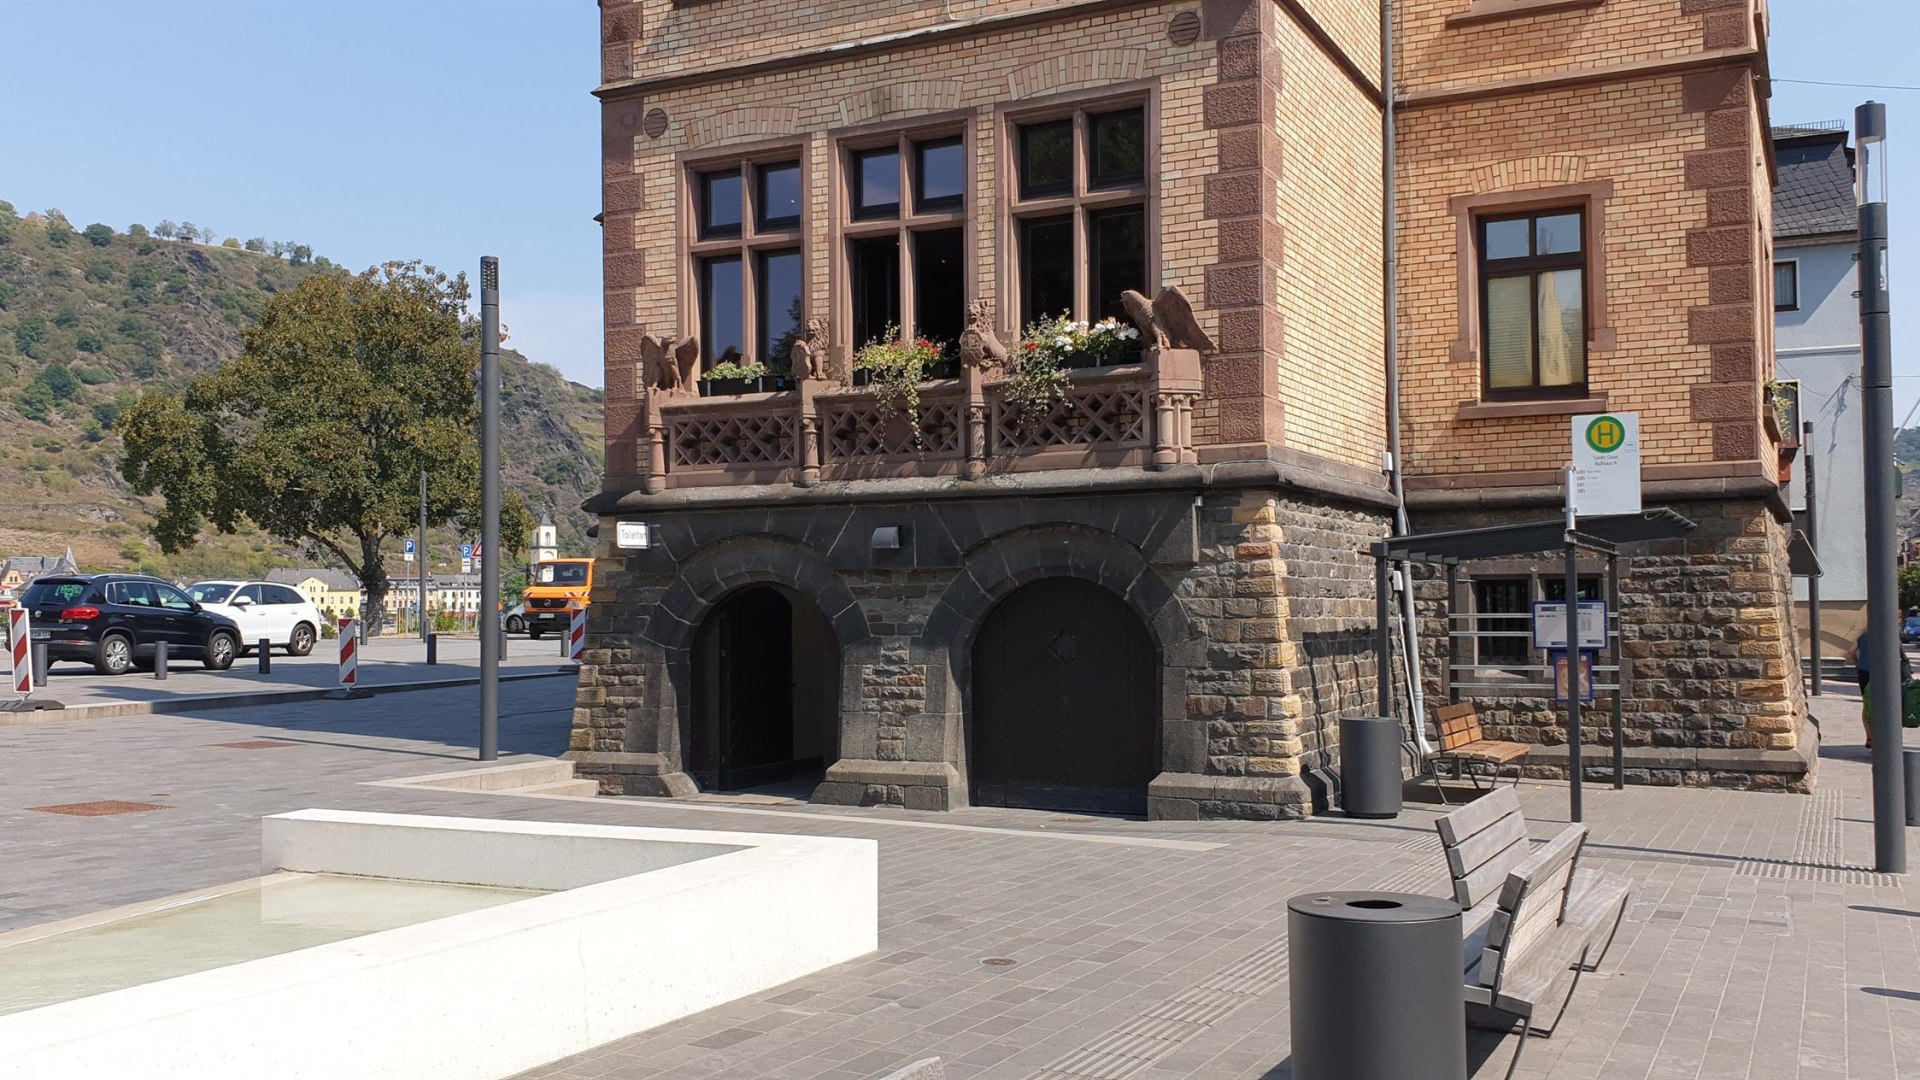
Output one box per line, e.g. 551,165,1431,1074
1287,891,1461,924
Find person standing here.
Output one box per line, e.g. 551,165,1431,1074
1850,630,1912,748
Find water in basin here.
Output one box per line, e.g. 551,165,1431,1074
0,873,543,1017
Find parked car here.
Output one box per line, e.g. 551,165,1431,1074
186,580,324,657
503,602,527,635
1902,616,1920,645
20,574,242,675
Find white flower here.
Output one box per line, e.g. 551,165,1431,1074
1053,335,1073,347
1121,327,1139,340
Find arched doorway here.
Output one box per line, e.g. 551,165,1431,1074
970,577,1157,814
690,585,839,792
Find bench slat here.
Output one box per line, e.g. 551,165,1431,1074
1435,787,1521,848
1496,854,1577,959
1438,742,1531,765
1491,919,1589,1018
1445,810,1529,882
1496,825,1586,911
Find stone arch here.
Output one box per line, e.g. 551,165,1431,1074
834,81,964,128
635,534,870,793
1006,49,1151,100
683,106,801,149
923,526,1206,809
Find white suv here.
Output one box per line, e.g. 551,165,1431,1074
185,580,324,656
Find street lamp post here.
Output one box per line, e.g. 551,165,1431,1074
1855,102,1904,874
479,257,502,762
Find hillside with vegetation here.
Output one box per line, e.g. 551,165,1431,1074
0,200,602,580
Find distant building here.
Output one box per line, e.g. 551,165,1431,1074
0,550,79,600
265,568,365,619
1772,121,1862,659
384,574,484,616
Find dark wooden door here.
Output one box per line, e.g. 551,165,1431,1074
691,587,795,790
971,578,1157,815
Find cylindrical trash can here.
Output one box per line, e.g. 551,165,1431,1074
1340,716,1403,818
1289,891,1467,1080
1906,749,1920,826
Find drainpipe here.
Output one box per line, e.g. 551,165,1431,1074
1381,0,1431,757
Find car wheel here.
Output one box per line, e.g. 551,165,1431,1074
203,631,237,671
506,615,525,635
95,633,134,676
288,622,316,657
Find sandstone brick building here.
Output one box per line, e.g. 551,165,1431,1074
1395,0,1810,789
574,0,1809,817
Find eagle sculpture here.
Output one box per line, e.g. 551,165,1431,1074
1120,285,1216,354
641,334,701,394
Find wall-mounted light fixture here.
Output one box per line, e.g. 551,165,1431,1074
870,527,903,551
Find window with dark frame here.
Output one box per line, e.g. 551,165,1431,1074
842,131,969,355
1472,580,1531,666
690,157,804,373
1773,260,1799,312
1479,208,1587,398
1011,103,1149,328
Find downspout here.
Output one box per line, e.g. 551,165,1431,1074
1381,0,1432,756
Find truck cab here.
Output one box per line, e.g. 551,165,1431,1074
522,558,593,639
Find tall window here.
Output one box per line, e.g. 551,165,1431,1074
1011,104,1148,328
1479,209,1586,398
691,158,805,370
843,132,968,353
1773,261,1799,311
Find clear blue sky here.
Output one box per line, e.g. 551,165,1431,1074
0,0,1913,409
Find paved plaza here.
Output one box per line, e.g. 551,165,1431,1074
2,678,1917,1079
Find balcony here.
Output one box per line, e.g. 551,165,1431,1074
616,296,1210,494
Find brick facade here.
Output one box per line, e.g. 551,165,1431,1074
577,0,1813,815
1396,0,1811,788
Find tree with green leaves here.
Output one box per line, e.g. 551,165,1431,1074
1900,563,1920,613
82,223,113,247
119,260,532,632
154,220,176,240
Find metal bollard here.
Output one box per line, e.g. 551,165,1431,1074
153,641,168,680
426,633,437,665
30,641,50,686
1906,748,1920,827
257,639,272,674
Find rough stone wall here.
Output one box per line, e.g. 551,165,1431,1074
1411,498,1813,791
569,481,1393,818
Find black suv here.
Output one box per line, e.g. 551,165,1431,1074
19,575,242,675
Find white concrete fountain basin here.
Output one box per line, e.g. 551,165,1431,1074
0,809,878,1080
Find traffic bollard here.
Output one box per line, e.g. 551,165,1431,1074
257,639,272,674
30,641,50,686
426,633,437,665
154,641,168,680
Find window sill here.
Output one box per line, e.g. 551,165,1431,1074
1446,0,1605,28
1456,394,1608,421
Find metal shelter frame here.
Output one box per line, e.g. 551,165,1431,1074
1369,508,1696,821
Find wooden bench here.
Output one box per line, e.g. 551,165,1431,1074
1427,702,1531,802
1436,789,1633,1079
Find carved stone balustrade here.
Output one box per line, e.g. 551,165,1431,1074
613,348,1201,494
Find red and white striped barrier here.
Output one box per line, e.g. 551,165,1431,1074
338,617,358,687
567,606,587,662
8,609,30,696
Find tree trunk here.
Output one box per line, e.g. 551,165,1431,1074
359,534,389,636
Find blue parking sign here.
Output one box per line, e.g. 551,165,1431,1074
460,543,473,559
403,538,416,555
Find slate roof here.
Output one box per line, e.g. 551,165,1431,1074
2,554,78,581
1772,124,1857,240
265,567,363,592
